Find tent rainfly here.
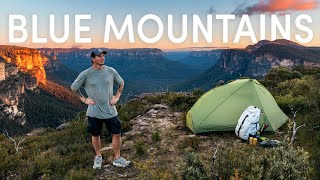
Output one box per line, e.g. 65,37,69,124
186,79,288,133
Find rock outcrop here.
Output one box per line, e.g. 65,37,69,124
0,45,47,84
176,39,320,90
0,60,37,124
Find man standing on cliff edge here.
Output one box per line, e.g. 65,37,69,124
71,48,131,169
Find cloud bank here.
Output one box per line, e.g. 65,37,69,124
233,0,319,15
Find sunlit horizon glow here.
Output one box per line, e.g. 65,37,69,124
1,0,320,50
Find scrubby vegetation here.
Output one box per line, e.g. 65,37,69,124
0,66,319,179
0,78,85,136
0,113,97,179
261,66,320,178
117,99,148,132
181,141,313,179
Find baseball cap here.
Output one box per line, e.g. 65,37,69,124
91,48,107,58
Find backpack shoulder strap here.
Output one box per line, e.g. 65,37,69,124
237,115,249,136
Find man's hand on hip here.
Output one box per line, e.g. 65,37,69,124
82,97,95,105
110,96,119,106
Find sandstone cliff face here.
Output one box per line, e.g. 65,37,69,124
218,46,320,78
0,80,25,124
176,40,320,91
0,46,47,84
188,50,221,58
110,48,165,60
39,48,166,61
0,60,37,125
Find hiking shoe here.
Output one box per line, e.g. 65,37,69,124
93,155,102,169
113,156,131,167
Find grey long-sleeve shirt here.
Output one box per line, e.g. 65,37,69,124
71,65,124,119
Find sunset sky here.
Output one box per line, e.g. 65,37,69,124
0,0,320,50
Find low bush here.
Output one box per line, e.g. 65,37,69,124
151,130,161,143
118,100,148,132
181,141,314,179
135,141,148,158
164,93,198,112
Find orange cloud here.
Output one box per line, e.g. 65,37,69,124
233,0,319,15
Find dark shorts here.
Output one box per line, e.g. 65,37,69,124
87,116,122,136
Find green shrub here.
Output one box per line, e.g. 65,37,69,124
264,145,313,179
181,141,314,179
165,93,198,112
262,69,320,179
65,169,95,180
0,116,95,179
276,95,309,114
144,94,165,104
293,66,320,76
181,151,214,180
151,130,161,142
265,67,303,83
214,141,314,179
118,100,147,132
135,141,148,158
0,146,9,160
37,155,65,177
179,137,200,151
191,88,205,98
0,134,6,142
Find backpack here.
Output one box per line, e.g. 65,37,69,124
235,106,261,140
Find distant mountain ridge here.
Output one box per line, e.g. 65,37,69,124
39,48,165,62
40,48,200,94
246,39,304,51
166,50,222,71
175,39,320,90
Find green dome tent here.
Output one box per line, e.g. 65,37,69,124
186,79,289,133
